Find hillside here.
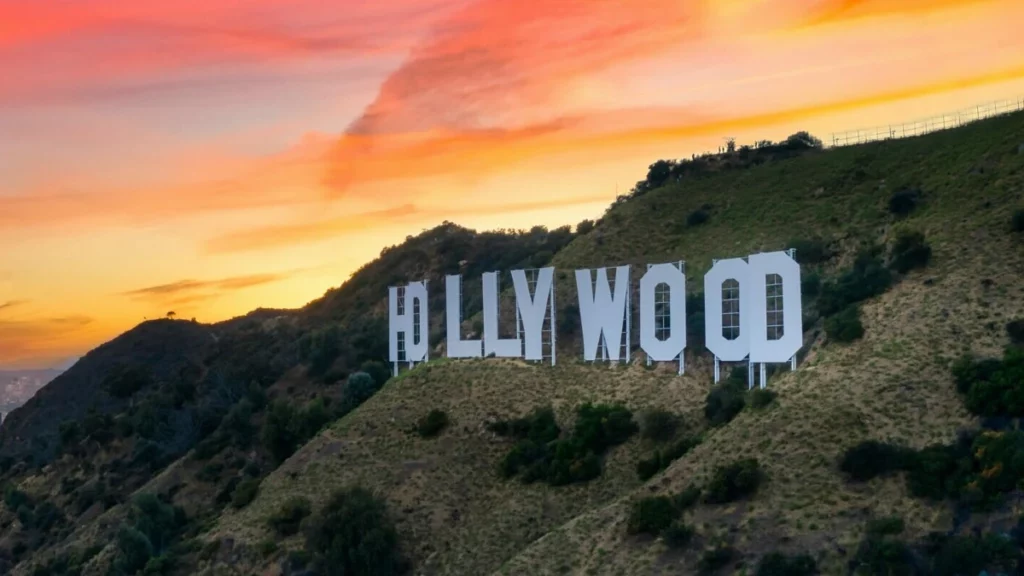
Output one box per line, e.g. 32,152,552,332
0,370,62,422
1,110,1022,576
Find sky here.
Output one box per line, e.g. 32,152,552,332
2,0,1024,369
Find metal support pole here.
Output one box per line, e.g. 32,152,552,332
550,273,556,366
625,267,631,365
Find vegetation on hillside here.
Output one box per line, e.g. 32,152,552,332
3,109,1024,575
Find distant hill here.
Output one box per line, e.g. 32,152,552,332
1,110,1022,576
0,369,63,422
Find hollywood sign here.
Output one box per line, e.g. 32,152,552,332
388,250,802,388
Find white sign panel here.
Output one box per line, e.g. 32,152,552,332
445,275,482,358
575,266,630,362
388,281,429,364
639,263,686,362
386,250,803,382
512,267,555,361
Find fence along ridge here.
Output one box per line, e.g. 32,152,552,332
829,96,1024,148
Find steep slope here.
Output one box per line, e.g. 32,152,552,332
499,232,1021,575
199,111,1024,575
0,227,583,575
0,320,214,465
210,360,709,575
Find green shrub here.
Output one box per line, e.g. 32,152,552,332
699,545,737,574
416,410,450,439
573,403,638,452
888,230,932,273
301,325,342,376
801,273,821,298
687,209,710,227
496,403,636,486
258,539,278,557
1008,319,1024,345
756,552,818,576
789,238,831,265
261,401,301,464
675,485,702,510
114,526,154,575
267,496,311,537
839,440,912,481
1012,209,1024,232
704,378,746,427
641,409,680,442
960,348,1024,417
705,459,763,504
926,532,1019,576
749,389,777,409
339,371,380,413
58,420,82,451
825,305,864,343
360,360,392,388
112,493,188,574
850,533,914,576
867,516,905,537
304,487,405,576
261,398,335,465
888,188,920,217
488,406,560,443
817,251,892,317
662,522,694,549
905,442,971,500
231,479,261,509
636,436,700,480
4,486,32,512
627,496,679,535
105,366,152,398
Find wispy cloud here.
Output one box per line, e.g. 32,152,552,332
0,300,29,313
0,315,97,367
204,194,612,253
121,271,300,304
0,0,464,106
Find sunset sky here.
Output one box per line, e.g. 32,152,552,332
2,0,1024,369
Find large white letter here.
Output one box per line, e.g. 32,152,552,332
704,259,751,362
388,281,429,363
483,272,522,358
445,275,482,358
575,266,630,362
747,251,803,363
511,267,554,361
639,264,686,361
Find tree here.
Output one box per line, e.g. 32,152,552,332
305,487,405,576
166,311,176,319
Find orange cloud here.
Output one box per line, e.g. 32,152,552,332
121,271,302,305
0,0,459,105
0,316,97,367
798,0,1000,28
205,194,611,253
0,300,29,313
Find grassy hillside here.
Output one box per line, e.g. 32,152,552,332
182,112,1024,576
4,110,1023,576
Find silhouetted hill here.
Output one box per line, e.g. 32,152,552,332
0,320,213,464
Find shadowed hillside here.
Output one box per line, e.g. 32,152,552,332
2,110,1023,576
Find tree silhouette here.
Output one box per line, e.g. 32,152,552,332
166,311,176,319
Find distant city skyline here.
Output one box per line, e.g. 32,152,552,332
3,0,1024,369
0,368,64,421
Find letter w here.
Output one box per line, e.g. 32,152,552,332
574,266,630,362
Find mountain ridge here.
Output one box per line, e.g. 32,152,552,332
1,110,1022,575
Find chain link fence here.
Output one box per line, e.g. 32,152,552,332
830,96,1024,147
